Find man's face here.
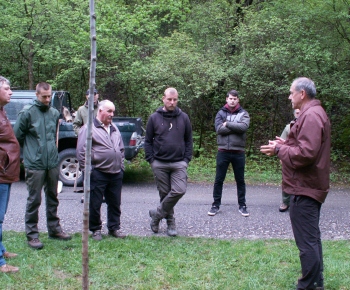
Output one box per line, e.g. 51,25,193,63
98,103,115,125
289,83,304,109
36,88,52,106
294,109,301,118
162,93,178,111
86,92,99,104
0,82,12,107
226,94,239,108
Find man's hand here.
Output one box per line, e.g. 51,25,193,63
260,140,278,156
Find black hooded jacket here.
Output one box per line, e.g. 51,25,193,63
144,107,193,164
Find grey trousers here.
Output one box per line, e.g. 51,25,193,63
151,160,188,219
25,167,62,240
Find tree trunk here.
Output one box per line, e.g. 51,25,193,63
82,0,97,289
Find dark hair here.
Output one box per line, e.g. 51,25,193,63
36,82,51,93
226,90,239,98
293,77,316,99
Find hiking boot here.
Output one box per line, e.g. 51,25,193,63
28,238,44,250
91,230,102,241
208,206,220,216
166,218,177,237
108,230,127,239
239,206,250,217
149,209,161,233
49,231,72,240
3,252,18,259
279,203,289,212
0,264,19,273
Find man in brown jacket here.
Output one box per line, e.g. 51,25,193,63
0,76,20,273
261,77,330,290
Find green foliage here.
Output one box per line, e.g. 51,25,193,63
1,0,350,156
1,232,350,289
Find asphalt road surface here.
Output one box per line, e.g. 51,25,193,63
4,181,350,240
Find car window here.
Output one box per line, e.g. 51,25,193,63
4,97,34,122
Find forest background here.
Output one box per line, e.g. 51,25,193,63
1,0,349,185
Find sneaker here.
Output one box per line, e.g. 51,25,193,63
49,231,72,240
149,209,161,233
166,218,177,237
0,264,19,273
239,206,250,217
279,203,289,212
28,238,44,249
208,206,220,216
3,252,18,259
91,230,102,241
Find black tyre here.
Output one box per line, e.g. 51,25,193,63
58,148,83,186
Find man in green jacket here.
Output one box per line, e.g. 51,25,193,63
14,82,71,250
73,89,99,135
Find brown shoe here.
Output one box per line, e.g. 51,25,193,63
108,230,127,239
0,264,19,273
49,231,72,240
3,252,18,259
28,238,44,250
279,203,289,212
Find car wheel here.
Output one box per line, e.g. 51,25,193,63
58,148,83,186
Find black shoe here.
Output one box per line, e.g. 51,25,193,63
28,238,44,249
279,203,289,212
91,230,102,241
108,230,127,239
149,209,161,233
49,231,72,240
239,206,250,217
208,206,220,216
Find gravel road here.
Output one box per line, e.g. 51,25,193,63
4,181,350,240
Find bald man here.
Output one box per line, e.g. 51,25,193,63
144,88,193,237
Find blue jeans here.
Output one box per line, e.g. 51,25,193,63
0,183,11,267
212,151,246,208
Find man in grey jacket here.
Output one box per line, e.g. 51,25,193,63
77,100,126,241
208,90,250,217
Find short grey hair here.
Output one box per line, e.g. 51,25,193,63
98,99,114,110
0,76,10,89
293,77,316,99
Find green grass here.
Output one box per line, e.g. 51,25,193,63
1,232,349,289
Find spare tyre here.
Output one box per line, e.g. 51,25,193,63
58,148,83,186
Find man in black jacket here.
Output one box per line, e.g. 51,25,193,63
144,88,193,236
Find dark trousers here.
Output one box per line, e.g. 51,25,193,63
290,195,324,289
89,169,123,232
212,151,246,208
25,168,62,240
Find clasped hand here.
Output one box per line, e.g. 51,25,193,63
260,137,285,156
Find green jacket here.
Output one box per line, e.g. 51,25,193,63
73,101,99,135
14,100,60,170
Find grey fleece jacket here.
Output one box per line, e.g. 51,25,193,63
215,105,250,151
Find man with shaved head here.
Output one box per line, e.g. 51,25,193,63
145,87,193,237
